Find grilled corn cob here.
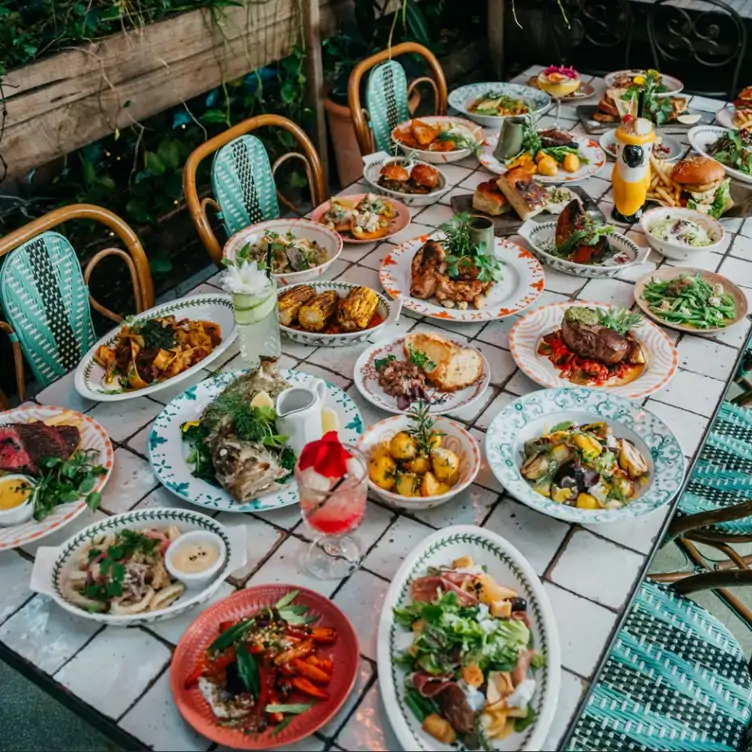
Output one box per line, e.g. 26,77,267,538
277,285,316,326
337,286,379,332
298,290,339,332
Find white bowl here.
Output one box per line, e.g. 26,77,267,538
639,206,724,261
223,218,343,286
447,81,552,129
356,415,481,510
391,116,484,164
362,152,450,207
165,530,227,590
0,474,34,527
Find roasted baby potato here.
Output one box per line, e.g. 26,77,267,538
422,714,457,745
404,455,431,474
395,472,420,497
420,471,444,497
390,432,418,460
537,155,559,176
562,153,580,172
369,452,396,490
430,447,460,482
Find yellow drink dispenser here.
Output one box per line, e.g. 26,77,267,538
612,116,655,222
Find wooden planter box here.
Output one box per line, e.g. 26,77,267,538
3,0,348,182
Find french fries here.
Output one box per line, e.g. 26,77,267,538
647,156,682,208
734,110,752,130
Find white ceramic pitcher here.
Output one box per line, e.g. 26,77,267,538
275,378,327,456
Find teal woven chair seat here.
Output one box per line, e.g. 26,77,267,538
568,580,752,751
366,60,411,154
677,401,752,537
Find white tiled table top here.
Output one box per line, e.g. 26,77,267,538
2,66,750,751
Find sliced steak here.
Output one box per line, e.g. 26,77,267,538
0,426,34,473
0,422,81,475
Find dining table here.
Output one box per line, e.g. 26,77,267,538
2,64,752,752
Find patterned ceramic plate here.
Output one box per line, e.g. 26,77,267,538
0,405,113,552
509,302,678,399
309,193,411,244
378,525,561,751
353,336,491,416
715,106,751,131
278,281,399,347
605,70,683,96
480,132,606,183
29,508,246,626
362,152,451,207
149,369,363,513
74,294,237,403
172,585,359,749
485,387,685,523
689,125,752,186
392,116,485,164
448,82,552,129
520,222,650,279
380,234,545,322
599,129,685,162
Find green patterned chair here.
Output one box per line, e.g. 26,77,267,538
0,204,153,406
348,42,448,156
183,114,327,267
567,578,752,751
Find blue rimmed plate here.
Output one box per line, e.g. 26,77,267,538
485,387,685,524
149,369,364,513
448,82,552,129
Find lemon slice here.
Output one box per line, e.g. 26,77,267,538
251,391,275,410
321,407,339,434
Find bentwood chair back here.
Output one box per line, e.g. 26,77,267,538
348,42,448,157
647,0,747,100
183,114,327,267
0,204,153,406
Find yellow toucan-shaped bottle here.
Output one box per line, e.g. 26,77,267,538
612,116,655,222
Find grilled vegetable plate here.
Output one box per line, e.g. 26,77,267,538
277,281,399,347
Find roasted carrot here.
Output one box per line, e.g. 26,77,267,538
304,655,333,675
292,676,330,700
292,658,330,684
184,647,236,688
219,620,238,633
310,627,337,644
274,639,314,666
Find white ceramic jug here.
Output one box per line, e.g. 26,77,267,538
275,378,327,456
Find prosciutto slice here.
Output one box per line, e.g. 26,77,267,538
411,672,454,697
410,576,478,607
411,673,475,735
512,648,534,687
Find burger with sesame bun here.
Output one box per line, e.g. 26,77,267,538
670,156,733,219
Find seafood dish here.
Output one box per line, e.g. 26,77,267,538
469,91,529,117
521,421,650,509
94,316,221,391
375,333,484,410
62,525,186,614
368,402,461,499
235,230,330,274
320,194,396,240
551,198,615,265
378,161,441,195
181,358,297,503
0,413,106,523
278,285,383,334
410,213,503,311
393,119,480,154
393,555,544,746
537,306,646,387
183,589,339,734
641,273,737,330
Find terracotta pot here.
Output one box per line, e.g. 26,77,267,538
324,96,364,188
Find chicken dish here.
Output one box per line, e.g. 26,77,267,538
94,316,221,391
181,359,296,503
394,119,480,153
235,231,329,274
321,194,395,240
278,285,383,334
393,555,543,747
63,526,186,614
184,589,338,734
537,306,646,387
410,214,502,311
521,421,650,509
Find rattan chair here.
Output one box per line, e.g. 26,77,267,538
183,114,327,267
647,0,747,100
567,577,752,751
0,204,153,407
348,42,448,157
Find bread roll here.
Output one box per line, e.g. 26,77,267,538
473,180,510,216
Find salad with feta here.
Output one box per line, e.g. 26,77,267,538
393,556,544,748
647,216,714,247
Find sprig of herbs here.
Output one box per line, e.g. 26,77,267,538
620,70,672,126
408,347,436,372
597,307,642,335
374,354,397,371
406,401,443,456
31,450,107,522
439,213,504,284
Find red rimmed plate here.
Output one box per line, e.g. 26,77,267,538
0,405,114,552
379,234,545,322
310,194,411,245
171,585,359,750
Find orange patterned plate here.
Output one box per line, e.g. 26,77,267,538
310,194,411,245
0,404,114,551
171,585,359,750
379,234,545,322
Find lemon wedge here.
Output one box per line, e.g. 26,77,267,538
321,407,339,434
251,391,274,410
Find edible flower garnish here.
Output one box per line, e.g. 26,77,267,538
298,431,351,479
220,259,273,297
543,64,579,79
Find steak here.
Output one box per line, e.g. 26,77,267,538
0,422,81,475
562,315,630,365
539,128,578,149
